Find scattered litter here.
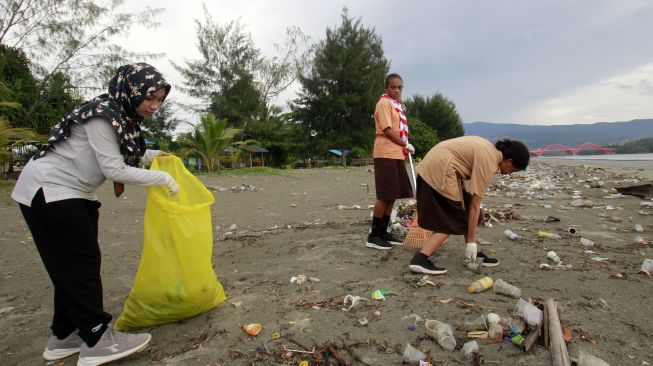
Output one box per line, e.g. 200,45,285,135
570,199,593,207
580,238,595,248
504,230,521,240
402,343,426,364
242,323,262,336
538,231,561,239
439,298,454,304
228,224,237,230
290,274,307,285
0,307,14,316
342,295,368,311
634,224,644,232
633,236,647,244
357,317,369,326
640,259,653,275
371,288,388,300
591,257,609,262
547,251,561,264
231,301,242,308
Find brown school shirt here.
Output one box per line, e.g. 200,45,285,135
373,97,404,160
416,136,502,202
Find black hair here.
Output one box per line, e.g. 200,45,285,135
495,139,530,170
385,73,403,87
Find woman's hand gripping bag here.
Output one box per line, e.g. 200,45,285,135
115,156,226,330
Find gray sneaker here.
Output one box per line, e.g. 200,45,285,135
77,325,151,366
43,331,82,360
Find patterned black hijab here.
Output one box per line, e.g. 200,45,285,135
33,63,171,166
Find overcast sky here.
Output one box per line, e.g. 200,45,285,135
118,1,653,126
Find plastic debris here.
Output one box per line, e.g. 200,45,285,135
402,343,426,364
290,274,307,285
342,295,368,311
371,289,388,300
504,229,520,240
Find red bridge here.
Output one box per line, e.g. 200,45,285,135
530,142,616,156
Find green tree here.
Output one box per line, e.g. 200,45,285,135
405,94,464,141
292,8,388,162
1,0,163,119
140,100,181,151
407,117,439,157
615,137,653,154
177,113,241,172
173,8,307,135
0,45,79,133
0,82,44,166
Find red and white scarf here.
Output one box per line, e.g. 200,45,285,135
381,94,409,156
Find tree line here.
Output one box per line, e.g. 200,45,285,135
1,2,464,171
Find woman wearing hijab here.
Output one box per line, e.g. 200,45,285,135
12,63,179,365
407,136,530,275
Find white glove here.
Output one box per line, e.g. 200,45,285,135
465,242,478,263
164,174,180,198
405,142,415,154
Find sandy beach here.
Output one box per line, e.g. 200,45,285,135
1,158,652,365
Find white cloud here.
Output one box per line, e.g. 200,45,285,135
111,1,653,126
514,62,653,125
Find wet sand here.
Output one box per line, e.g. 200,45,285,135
0,159,652,365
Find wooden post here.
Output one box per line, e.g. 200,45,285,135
546,299,571,366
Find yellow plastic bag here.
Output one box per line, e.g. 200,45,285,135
115,156,226,330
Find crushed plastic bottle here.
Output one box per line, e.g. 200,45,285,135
504,230,520,240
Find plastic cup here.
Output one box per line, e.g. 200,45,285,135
640,259,653,276
513,299,543,329
425,320,456,351
461,340,479,359
463,314,487,331
488,322,503,339
493,279,521,298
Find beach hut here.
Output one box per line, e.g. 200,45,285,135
329,149,350,165
240,145,269,167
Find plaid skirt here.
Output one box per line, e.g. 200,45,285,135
374,158,413,200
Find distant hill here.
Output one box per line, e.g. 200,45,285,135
463,119,653,149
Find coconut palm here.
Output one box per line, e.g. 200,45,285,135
178,113,241,171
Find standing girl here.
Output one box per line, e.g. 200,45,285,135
367,73,415,250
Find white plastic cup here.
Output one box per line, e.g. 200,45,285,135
640,259,653,276
461,340,479,360
513,298,543,329
463,314,487,331
488,322,503,339
425,320,456,351
493,279,522,298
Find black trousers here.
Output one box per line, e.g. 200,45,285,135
19,189,111,345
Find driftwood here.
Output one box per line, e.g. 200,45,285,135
546,299,571,366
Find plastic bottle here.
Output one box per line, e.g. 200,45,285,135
425,320,456,351
538,231,561,239
504,230,520,240
493,279,521,298
467,276,494,293
547,251,560,264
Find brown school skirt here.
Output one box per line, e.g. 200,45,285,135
416,175,482,235
374,158,413,201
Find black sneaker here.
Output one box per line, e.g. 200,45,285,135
408,254,447,275
366,235,393,250
477,252,499,267
380,231,403,245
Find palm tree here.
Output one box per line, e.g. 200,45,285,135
178,113,241,171
0,82,45,167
